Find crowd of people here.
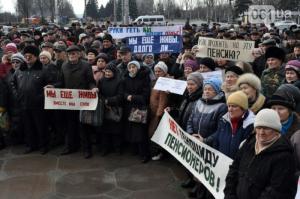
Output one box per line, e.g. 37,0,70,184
0,20,299,198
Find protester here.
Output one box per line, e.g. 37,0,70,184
237,73,266,114
222,66,244,98
224,109,298,199
284,59,300,89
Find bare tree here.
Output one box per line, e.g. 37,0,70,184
15,0,33,24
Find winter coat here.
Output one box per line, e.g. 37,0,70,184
12,60,50,110
99,73,123,134
43,62,61,85
101,45,117,62
286,113,300,173
222,83,239,99
57,59,96,89
0,63,12,79
186,92,227,139
148,79,169,137
261,66,285,98
117,59,133,79
4,68,19,116
177,88,203,131
252,55,266,77
224,134,298,199
122,66,151,143
0,78,8,111
205,110,255,159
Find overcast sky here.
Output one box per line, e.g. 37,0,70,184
0,0,109,15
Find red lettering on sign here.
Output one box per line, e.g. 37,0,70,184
69,102,75,106
53,101,66,105
61,91,73,99
169,119,178,135
46,90,56,98
78,91,96,99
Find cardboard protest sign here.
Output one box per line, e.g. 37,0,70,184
108,25,182,39
197,37,255,62
126,35,182,54
154,77,187,95
151,112,233,199
44,88,98,110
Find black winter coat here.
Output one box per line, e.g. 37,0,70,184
99,75,123,107
12,60,50,110
0,78,7,108
57,60,96,89
224,134,298,199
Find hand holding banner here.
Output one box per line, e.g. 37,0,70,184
151,112,233,199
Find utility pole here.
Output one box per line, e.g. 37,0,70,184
55,0,59,24
114,0,117,24
84,0,87,19
124,0,129,25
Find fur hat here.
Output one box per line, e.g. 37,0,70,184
39,51,52,61
267,85,297,110
225,66,244,76
237,73,262,91
265,46,286,61
227,91,249,110
5,43,18,54
96,53,109,63
198,57,216,71
154,61,168,74
187,72,204,88
102,34,113,42
87,48,99,56
254,109,282,132
23,45,40,57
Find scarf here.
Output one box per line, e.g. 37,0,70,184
281,114,294,135
255,133,281,155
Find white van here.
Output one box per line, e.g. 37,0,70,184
134,15,165,25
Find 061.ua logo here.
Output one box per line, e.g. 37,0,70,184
248,5,275,24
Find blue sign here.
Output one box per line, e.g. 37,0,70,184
126,35,183,54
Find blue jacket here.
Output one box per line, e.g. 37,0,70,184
186,92,227,138
205,110,255,159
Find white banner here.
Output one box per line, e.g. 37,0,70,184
197,37,255,62
200,70,224,82
108,26,182,39
296,177,300,199
153,77,187,95
44,88,98,110
151,112,233,199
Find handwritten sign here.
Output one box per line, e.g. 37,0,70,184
197,37,255,62
44,88,98,110
108,26,182,39
154,77,187,95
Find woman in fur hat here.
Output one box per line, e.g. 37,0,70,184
222,66,244,99
237,73,266,114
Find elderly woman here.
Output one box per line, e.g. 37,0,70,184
197,57,216,73
122,60,151,163
222,66,244,98
267,88,300,173
283,59,300,89
94,53,109,80
142,53,156,81
148,61,170,160
204,91,255,158
224,109,297,199
181,59,199,80
237,73,266,114
39,51,60,84
261,46,286,98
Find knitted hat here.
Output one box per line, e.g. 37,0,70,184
128,60,140,70
96,53,109,63
5,43,18,53
11,53,26,63
184,59,199,72
225,66,244,76
187,72,204,88
105,63,118,75
198,57,216,71
23,45,40,57
203,77,222,94
254,109,282,132
237,73,262,91
265,46,286,61
39,51,52,61
154,61,168,74
227,91,249,110
143,53,154,60
285,60,300,75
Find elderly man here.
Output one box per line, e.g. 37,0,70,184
224,109,297,199
47,45,97,158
